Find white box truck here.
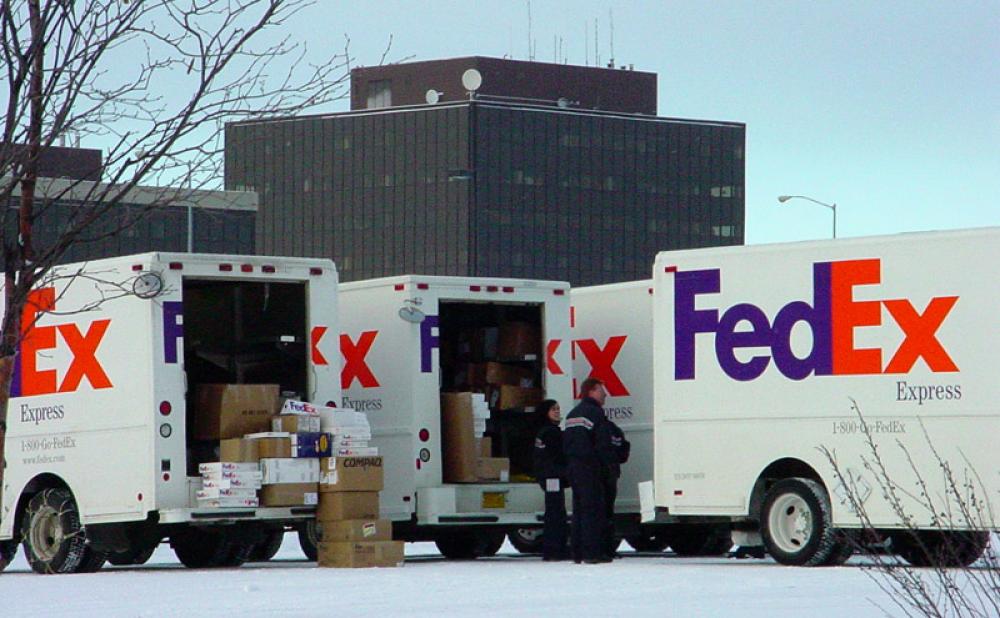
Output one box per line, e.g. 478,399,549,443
306,275,572,559
0,252,340,574
647,229,1000,566
571,281,733,555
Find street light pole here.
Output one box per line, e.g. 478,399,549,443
777,195,837,238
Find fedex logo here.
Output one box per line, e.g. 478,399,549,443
674,258,959,381
12,287,113,397
342,330,379,388
574,336,630,397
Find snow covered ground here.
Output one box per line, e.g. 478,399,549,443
1,533,912,617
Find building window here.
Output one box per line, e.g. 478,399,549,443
367,80,392,109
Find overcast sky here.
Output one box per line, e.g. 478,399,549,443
279,1,996,245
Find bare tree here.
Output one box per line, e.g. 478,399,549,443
821,401,998,618
0,0,354,539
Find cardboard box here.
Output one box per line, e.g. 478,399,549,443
319,456,384,492
199,462,259,475
440,393,478,483
317,491,380,521
498,322,540,358
196,486,258,500
317,540,404,568
476,457,511,482
260,458,320,484
319,519,392,542
291,432,333,458
470,362,535,387
219,438,258,463
332,447,379,457
193,384,280,440
280,399,324,416
490,385,545,410
259,482,318,507
477,436,492,457
272,414,321,433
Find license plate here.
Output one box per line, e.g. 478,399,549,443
482,491,506,509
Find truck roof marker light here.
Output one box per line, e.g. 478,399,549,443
486,285,499,292
415,458,422,470
169,262,183,270
502,286,514,293
554,289,565,296
262,265,276,273
403,496,411,502
417,283,429,290
648,288,653,295
219,264,233,272
419,428,430,442
394,284,405,291
325,400,337,408
159,401,172,416
137,493,143,502
309,267,323,276
664,265,678,273
674,490,683,496
469,285,481,292
131,264,143,271
241,264,253,273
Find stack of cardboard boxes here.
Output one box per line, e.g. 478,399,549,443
315,411,403,568
441,392,511,483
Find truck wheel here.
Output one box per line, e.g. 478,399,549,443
664,524,733,556
893,530,989,568
626,532,670,553
107,544,157,566
0,539,18,572
171,528,249,568
507,528,543,554
479,530,506,557
760,478,837,566
76,545,107,573
435,529,502,560
297,521,319,561
249,529,285,562
821,531,855,566
20,488,90,574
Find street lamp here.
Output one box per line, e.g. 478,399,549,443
777,195,837,238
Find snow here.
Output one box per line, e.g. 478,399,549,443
0,534,904,617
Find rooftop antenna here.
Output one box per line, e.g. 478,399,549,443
584,21,589,66
527,0,533,60
595,18,600,66
608,8,615,68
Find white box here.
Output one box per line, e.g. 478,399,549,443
260,458,320,484
280,399,324,416
196,497,260,508
201,477,262,490
196,486,258,500
320,409,370,432
243,431,291,439
332,447,379,457
199,462,259,475
272,415,322,433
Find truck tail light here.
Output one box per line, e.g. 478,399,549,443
159,401,172,416
419,428,430,442
169,262,183,270
131,264,143,272
310,267,323,276
554,289,565,296
415,458,422,470
417,283,429,290
394,284,405,291
241,264,253,273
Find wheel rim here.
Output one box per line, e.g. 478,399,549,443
768,493,813,554
30,505,64,562
514,528,542,543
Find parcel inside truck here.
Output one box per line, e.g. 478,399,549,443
182,279,308,473
438,301,545,480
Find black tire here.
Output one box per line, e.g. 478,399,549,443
171,527,249,569
664,524,733,557
821,531,855,567
298,521,318,561
893,530,989,568
507,528,544,554
626,532,670,553
20,488,90,574
77,545,107,573
107,545,157,566
248,529,284,562
435,529,504,560
760,478,837,567
0,539,18,572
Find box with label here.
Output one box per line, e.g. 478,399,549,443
196,486,258,500
272,414,322,433
259,482,318,507
280,399,323,416
317,540,404,568
440,393,477,483
196,497,260,508
332,446,379,457
201,477,261,490
193,384,280,440
319,408,370,432
319,456,384,492
260,458,320,484
317,491,380,521
490,385,544,411
219,438,258,463
291,432,333,458
319,519,392,542
199,462,259,476
498,322,540,358
476,457,510,482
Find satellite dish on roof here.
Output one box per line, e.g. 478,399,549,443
461,68,482,92
425,89,441,104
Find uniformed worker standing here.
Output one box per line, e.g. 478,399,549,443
563,378,617,564
532,399,569,561
602,418,630,558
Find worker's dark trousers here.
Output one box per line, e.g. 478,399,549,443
568,461,606,561
603,476,618,556
540,481,569,559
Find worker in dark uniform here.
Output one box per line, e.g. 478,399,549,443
563,378,617,564
533,399,569,561
602,418,630,558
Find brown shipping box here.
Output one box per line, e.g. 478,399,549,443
272,414,321,433
317,491,380,521
477,436,492,457
498,322,540,358
319,456,384,492
259,482,318,507
256,437,292,459
476,457,510,482
492,385,545,410
440,393,478,483
318,540,404,568
320,519,392,543
194,384,280,440
219,438,258,463
469,362,534,387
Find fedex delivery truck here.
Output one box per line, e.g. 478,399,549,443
647,229,1000,566
571,281,732,555
315,275,571,558
0,252,340,574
